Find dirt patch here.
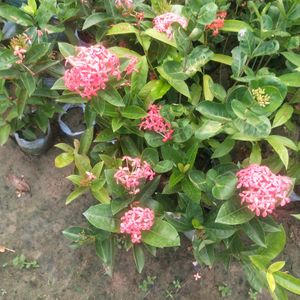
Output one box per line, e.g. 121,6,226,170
0,140,299,300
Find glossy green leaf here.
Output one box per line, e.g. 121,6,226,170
82,13,112,30
279,73,300,87
144,28,177,48
130,56,148,97
55,152,74,168
221,20,253,32
153,160,173,173
142,219,180,248
249,143,262,164
212,138,235,158
83,204,118,232
212,172,237,200
242,219,266,247
0,124,11,146
121,105,147,119
66,187,88,204
197,101,231,122
266,136,289,169
216,200,255,225
195,120,223,140
58,42,76,58
133,245,145,273
0,4,33,26
274,272,300,295
272,104,293,128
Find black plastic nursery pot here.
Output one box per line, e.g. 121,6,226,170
58,104,90,139
14,122,53,155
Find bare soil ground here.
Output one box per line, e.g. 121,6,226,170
0,139,299,300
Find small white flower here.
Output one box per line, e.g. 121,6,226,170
238,29,247,38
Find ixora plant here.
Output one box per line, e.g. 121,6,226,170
10,0,296,298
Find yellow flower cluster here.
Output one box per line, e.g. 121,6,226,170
251,87,271,107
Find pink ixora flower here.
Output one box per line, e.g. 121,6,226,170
115,0,133,10
125,56,138,75
153,12,188,39
114,156,155,195
139,104,174,142
64,45,121,99
206,11,227,36
120,206,154,243
13,46,26,64
236,164,292,217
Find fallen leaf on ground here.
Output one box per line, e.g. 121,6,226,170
0,245,15,253
6,174,31,194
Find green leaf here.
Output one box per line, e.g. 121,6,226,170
144,28,177,48
292,214,300,220
249,143,262,164
203,75,214,101
212,138,235,158
267,272,276,293
282,51,300,67
198,2,217,25
242,219,266,247
83,204,118,232
0,4,33,26
25,43,50,64
153,160,173,173
195,120,223,140
257,225,286,260
211,54,233,66
212,172,237,200
196,101,231,122
0,124,11,146
221,20,253,32
20,72,36,96
274,272,300,295
66,187,88,204
279,73,300,87
55,143,74,153
169,169,185,188
98,88,124,107
272,104,293,128
130,56,148,98
55,153,74,168
231,46,247,77
189,170,206,191
107,22,137,35
51,78,66,90
266,136,289,169
173,125,193,143
216,200,255,225
58,42,76,58
142,219,180,248
252,40,279,58
185,46,214,76
133,245,145,273
92,188,111,204
138,80,170,104
120,105,147,119
94,128,117,142
141,148,159,166
0,50,17,70
79,127,94,155
157,66,190,98
268,261,285,273
82,13,112,30
135,176,161,203
144,132,164,147
182,177,201,203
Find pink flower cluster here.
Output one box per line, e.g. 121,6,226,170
64,45,121,99
125,56,138,75
114,156,155,195
206,11,227,36
115,0,133,10
236,164,292,217
153,13,188,39
120,206,154,243
13,47,26,64
139,105,174,142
